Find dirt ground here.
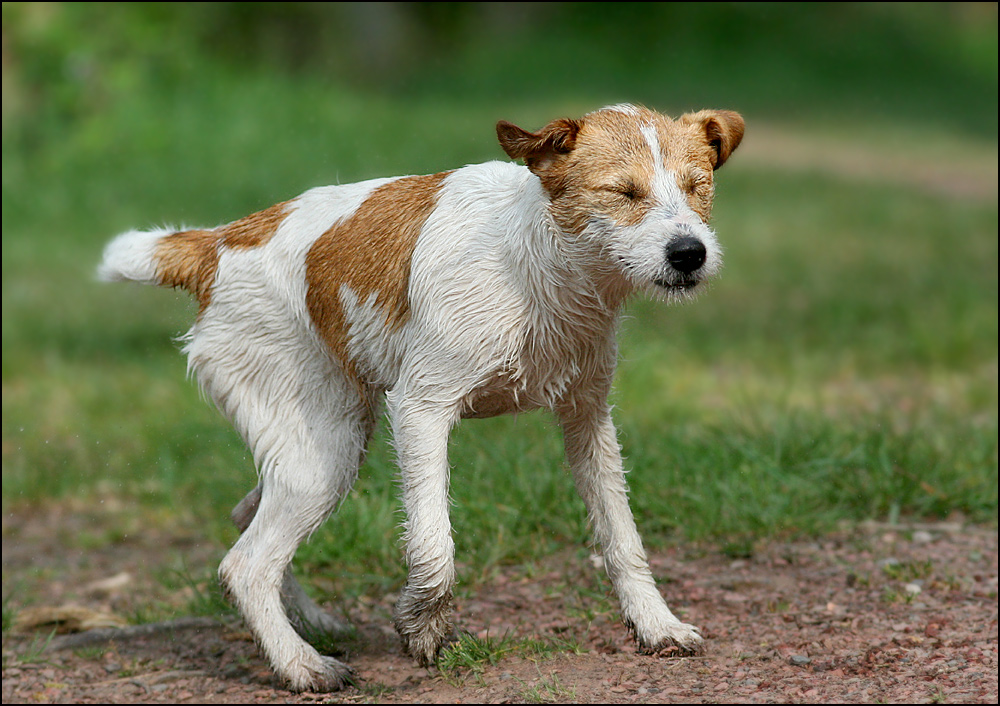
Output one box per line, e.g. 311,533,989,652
2,500,996,704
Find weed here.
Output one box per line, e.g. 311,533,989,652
518,671,577,704
882,559,934,582
170,565,234,620
13,629,56,666
72,645,109,661
519,635,587,660
438,631,519,680
929,684,948,703
881,587,916,605
766,599,791,613
355,680,394,699
438,631,586,686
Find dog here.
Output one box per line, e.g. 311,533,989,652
98,103,744,691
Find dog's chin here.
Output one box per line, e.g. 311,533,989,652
654,277,700,292
651,277,702,302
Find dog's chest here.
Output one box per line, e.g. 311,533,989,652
460,314,617,419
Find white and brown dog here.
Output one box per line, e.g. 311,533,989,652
99,104,743,691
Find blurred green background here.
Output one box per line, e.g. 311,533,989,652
2,3,997,602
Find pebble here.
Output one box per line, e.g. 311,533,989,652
790,655,812,666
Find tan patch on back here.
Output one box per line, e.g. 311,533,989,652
155,229,221,309
219,200,292,250
154,201,292,311
305,172,450,380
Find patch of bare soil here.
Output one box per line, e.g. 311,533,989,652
2,502,996,704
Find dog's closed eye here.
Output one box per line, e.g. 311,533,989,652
606,181,645,201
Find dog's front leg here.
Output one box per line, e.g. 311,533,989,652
558,399,703,655
388,390,458,666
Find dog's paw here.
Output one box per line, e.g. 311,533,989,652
281,655,356,693
396,613,454,667
393,590,454,667
635,620,703,657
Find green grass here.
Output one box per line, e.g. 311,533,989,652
2,4,996,608
517,671,578,704
438,631,584,686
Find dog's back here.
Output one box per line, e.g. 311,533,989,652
98,161,595,418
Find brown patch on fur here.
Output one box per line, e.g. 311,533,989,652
305,172,450,381
220,201,293,250
154,229,221,310
154,201,292,311
660,122,721,222
671,110,744,220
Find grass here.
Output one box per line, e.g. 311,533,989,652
438,631,522,678
517,672,578,704
2,4,996,613
438,631,586,686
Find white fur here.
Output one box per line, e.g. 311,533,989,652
97,227,173,284
99,105,736,691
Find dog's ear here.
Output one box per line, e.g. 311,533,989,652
680,110,744,170
496,118,582,173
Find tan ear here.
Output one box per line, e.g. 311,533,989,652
681,110,744,170
496,117,582,173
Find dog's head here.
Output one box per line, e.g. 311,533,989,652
497,104,743,300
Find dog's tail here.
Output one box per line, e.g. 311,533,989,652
97,227,219,306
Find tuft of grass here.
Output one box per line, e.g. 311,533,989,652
10,630,57,667
881,586,918,605
171,567,234,621
355,681,394,700
72,645,110,661
438,631,521,679
518,635,587,660
438,631,585,685
517,671,577,704
882,559,935,583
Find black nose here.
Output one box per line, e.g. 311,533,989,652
665,237,706,273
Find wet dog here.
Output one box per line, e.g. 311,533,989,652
99,104,743,691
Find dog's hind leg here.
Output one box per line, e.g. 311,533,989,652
557,397,703,656
217,392,370,692
231,485,352,643
191,317,372,692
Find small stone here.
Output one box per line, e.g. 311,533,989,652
790,655,812,666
